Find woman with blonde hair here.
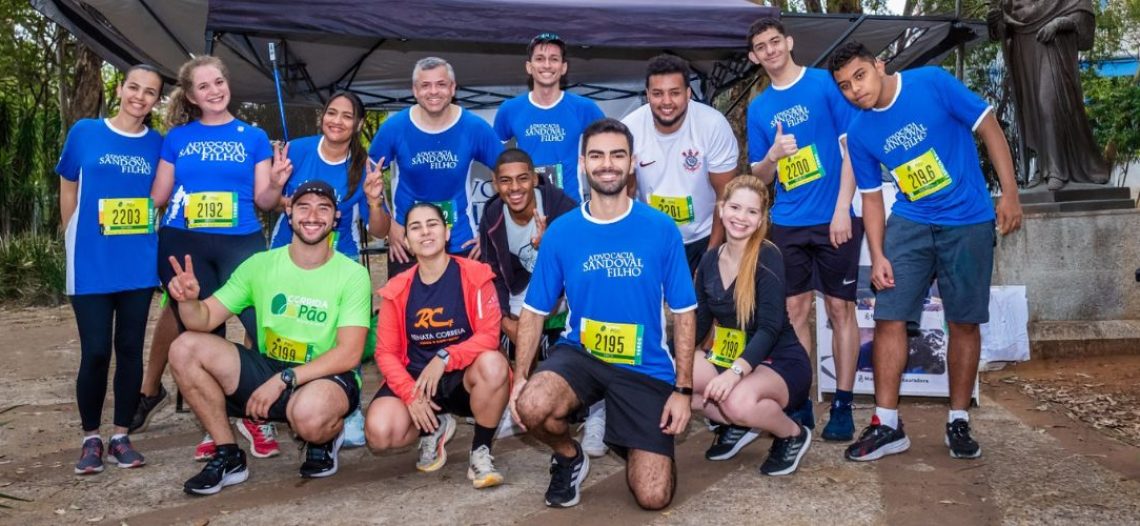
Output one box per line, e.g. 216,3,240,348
691,175,813,476
151,55,278,460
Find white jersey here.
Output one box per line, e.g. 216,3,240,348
622,101,738,244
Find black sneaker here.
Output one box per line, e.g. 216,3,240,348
945,419,981,459
544,441,590,508
760,424,812,476
705,424,760,461
129,385,169,434
844,416,910,462
184,445,249,496
299,430,344,478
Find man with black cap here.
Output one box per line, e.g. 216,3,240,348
167,180,372,495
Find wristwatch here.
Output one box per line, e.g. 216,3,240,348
436,348,450,366
280,368,297,389
730,364,745,377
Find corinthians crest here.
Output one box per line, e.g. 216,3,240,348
681,148,702,172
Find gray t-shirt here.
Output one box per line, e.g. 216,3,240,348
504,190,543,315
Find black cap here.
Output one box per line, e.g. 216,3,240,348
292,180,338,207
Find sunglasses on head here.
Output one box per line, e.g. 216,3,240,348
531,32,563,44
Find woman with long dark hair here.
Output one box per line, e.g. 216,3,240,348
58,64,165,474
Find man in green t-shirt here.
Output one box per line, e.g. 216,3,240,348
167,180,372,496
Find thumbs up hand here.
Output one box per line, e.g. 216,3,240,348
766,121,799,163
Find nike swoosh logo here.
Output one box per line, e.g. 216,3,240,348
638,161,656,167
842,279,857,285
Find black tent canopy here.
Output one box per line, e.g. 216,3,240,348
33,0,987,109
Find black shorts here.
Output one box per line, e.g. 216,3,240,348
683,235,711,275
225,343,360,421
770,219,864,301
707,344,812,411
374,370,473,417
537,343,675,458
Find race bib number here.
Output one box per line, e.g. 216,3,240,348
429,200,456,227
649,194,695,225
98,198,154,235
580,317,643,365
892,149,952,201
265,327,309,364
777,144,823,191
707,326,746,368
535,163,564,190
185,192,237,228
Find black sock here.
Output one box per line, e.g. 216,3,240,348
472,424,495,453
216,443,240,456
554,441,582,463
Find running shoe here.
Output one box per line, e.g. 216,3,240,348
545,441,590,508
945,419,982,459
342,408,367,449
416,413,456,472
300,429,345,478
705,424,760,461
844,416,910,462
580,403,608,457
183,446,249,496
74,436,104,475
107,435,146,468
787,399,816,430
760,425,812,476
128,384,169,434
495,407,524,439
194,433,216,462
468,445,504,489
821,402,855,442
237,419,280,458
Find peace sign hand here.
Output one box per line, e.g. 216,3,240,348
531,213,547,249
364,157,386,206
270,141,293,189
167,255,201,302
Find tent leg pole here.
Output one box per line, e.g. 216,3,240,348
204,30,216,55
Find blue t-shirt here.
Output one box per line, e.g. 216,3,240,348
159,119,272,235
368,108,502,253
748,67,859,227
524,200,698,384
847,67,995,226
56,119,163,295
269,135,370,258
493,92,604,202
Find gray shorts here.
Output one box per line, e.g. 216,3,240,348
874,214,994,324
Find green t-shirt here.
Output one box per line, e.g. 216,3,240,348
214,246,371,366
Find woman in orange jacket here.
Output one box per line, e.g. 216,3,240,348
365,202,510,489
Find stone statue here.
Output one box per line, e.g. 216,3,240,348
988,0,1110,190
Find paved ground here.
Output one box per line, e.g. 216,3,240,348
2,303,1139,525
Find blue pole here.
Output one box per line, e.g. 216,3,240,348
268,42,289,142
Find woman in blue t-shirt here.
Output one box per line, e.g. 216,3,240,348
150,56,276,459
691,176,814,477
266,91,390,259
57,65,164,474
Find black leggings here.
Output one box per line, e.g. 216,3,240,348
70,288,154,431
158,227,263,346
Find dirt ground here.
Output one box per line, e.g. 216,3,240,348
2,302,1140,525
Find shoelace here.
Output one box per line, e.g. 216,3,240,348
548,456,574,486
82,441,102,459
770,435,792,458
257,423,277,441
419,434,440,463
470,447,495,475
947,421,972,441
307,442,331,462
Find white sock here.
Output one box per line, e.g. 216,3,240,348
81,434,100,446
874,407,899,429
111,433,128,441
948,410,969,424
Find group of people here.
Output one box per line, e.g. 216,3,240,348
59,17,1021,510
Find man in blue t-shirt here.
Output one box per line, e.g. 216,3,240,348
493,32,605,202
369,57,503,276
745,17,863,443
509,118,697,511
829,43,1022,463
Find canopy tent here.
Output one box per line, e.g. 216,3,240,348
33,0,988,110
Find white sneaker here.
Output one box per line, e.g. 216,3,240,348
580,402,608,457
416,413,456,472
467,445,504,489
495,408,524,439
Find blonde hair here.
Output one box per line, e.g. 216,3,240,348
165,56,230,128
721,176,773,329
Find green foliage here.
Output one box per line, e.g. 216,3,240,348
0,233,66,304
1083,73,1140,169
